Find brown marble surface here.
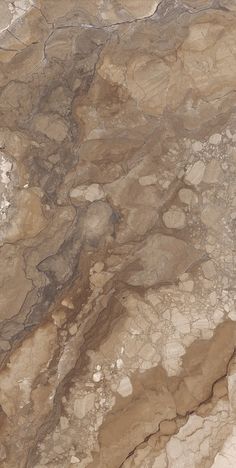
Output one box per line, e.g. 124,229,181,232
0,1,236,467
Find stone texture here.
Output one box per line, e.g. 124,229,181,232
0,1,235,468
162,206,186,229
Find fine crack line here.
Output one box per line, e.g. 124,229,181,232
78,0,166,31
119,348,236,467
6,28,28,47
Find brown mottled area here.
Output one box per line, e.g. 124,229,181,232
0,1,235,467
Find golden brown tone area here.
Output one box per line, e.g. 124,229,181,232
0,1,235,467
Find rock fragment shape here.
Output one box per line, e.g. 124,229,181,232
124,234,203,287
162,206,186,229
185,161,205,186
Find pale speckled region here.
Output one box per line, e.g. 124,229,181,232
0,0,34,32
0,152,12,222
0,1,235,467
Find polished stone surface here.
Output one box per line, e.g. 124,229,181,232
0,1,236,467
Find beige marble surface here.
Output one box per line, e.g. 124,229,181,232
0,0,235,467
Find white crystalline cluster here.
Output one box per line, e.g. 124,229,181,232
0,153,12,221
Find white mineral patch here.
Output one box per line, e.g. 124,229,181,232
0,0,34,33
117,376,133,397
11,0,35,22
0,194,10,210
0,153,12,185
0,154,12,221
70,456,80,464
116,358,124,369
93,371,103,382
185,161,205,185
212,427,236,467
84,184,104,202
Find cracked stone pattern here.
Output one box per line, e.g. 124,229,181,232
0,0,235,467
